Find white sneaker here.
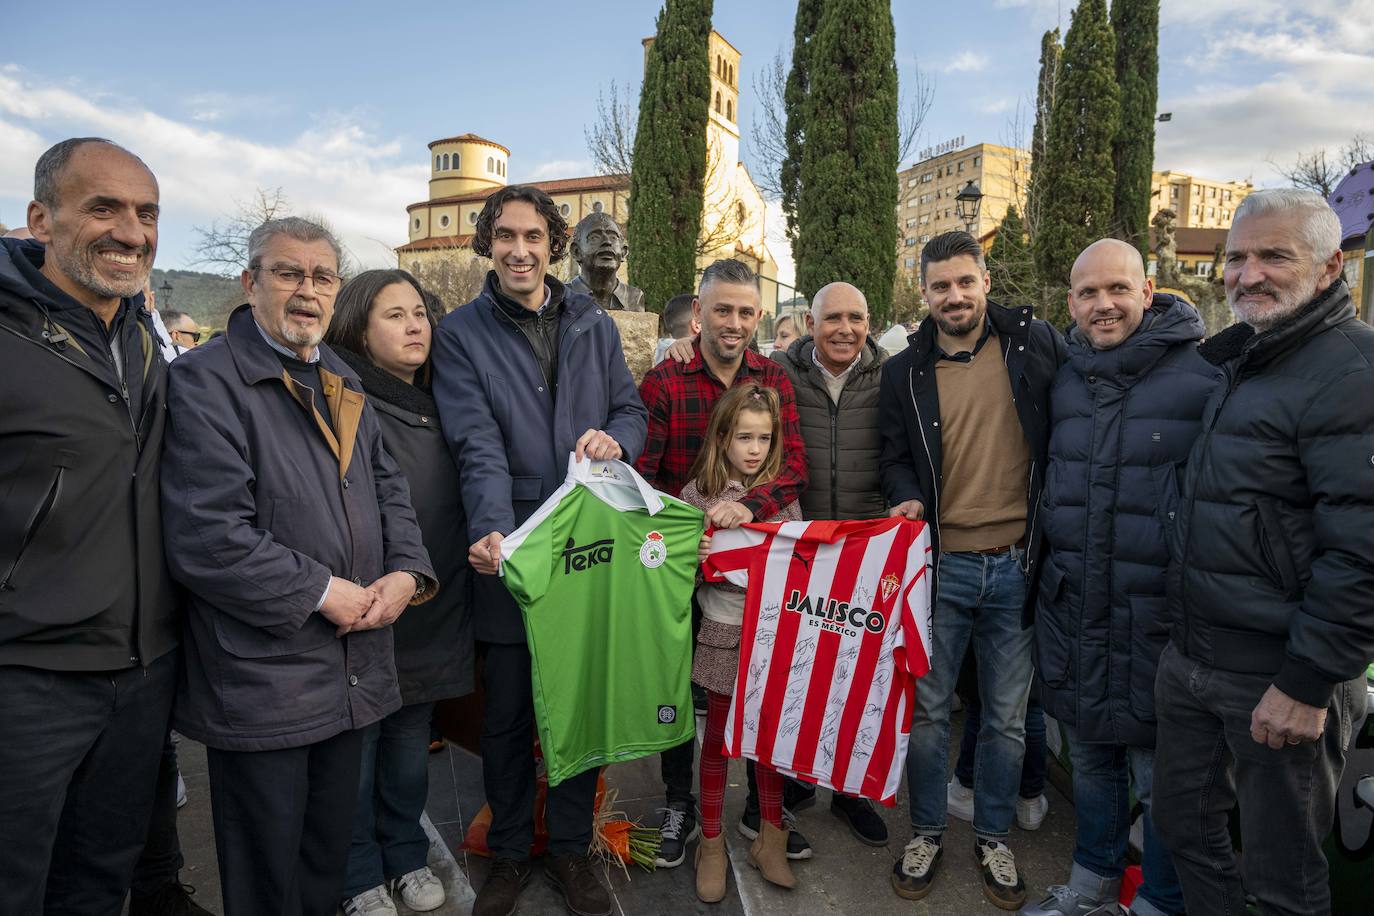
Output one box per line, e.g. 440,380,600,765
394,866,445,912
342,885,397,916
175,771,187,809
1016,793,1049,831
946,775,975,822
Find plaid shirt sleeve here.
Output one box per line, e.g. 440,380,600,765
740,364,809,521
635,369,669,484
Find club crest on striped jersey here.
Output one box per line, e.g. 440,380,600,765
880,573,900,603
639,531,667,569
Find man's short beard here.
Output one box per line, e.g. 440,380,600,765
1229,275,1320,332
50,239,150,300
278,296,325,349
932,310,981,339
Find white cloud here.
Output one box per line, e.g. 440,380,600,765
518,158,593,182
944,51,989,74
0,68,426,270
978,97,1015,115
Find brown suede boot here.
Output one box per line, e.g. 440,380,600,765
695,831,729,903
747,818,796,889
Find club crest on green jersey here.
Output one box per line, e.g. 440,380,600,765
639,531,667,569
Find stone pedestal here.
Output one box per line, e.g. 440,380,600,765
609,310,661,382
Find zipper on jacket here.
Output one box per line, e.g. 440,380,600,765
828,396,839,519
492,301,555,395
908,367,941,568
0,465,66,591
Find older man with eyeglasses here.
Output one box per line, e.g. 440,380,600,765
161,216,437,916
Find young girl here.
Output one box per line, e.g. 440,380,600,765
680,382,801,903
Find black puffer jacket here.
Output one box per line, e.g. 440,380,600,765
1036,295,1221,747
1172,280,1374,707
335,349,474,705
0,238,178,671
771,336,887,520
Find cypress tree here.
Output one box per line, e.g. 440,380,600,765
1025,29,1061,236
1033,0,1119,329
794,0,900,325
1110,0,1160,256
627,0,713,311
987,205,1037,305
780,0,823,242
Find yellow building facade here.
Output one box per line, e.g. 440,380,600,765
895,143,1030,278
398,30,777,309
1150,171,1253,229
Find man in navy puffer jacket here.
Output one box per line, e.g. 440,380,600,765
1022,239,1220,916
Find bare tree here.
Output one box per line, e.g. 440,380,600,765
410,256,488,311
193,188,290,276
584,81,636,184
749,48,934,202
583,86,750,260
193,188,358,277
1270,133,1374,197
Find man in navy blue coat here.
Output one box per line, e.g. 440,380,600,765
1022,239,1218,916
432,185,646,916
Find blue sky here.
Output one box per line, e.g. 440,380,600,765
3,0,1370,283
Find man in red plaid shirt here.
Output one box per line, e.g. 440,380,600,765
635,257,808,869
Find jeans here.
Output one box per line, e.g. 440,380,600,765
955,683,1047,800
343,701,436,897
1063,727,1184,916
0,652,177,915
130,731,185,896
906,548,1033,839
1152,641,1364,916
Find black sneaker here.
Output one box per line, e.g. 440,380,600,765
654,801,700,867
473,857,532,916
545,853,612,916
129,882,213,916
691,683,709,716
831,792,889,846
975,838,1026,911
891,835,942,900
737,804,813,860
783,776,817,812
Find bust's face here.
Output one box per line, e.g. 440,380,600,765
572,217,626,272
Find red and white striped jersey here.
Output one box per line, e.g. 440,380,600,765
702,518,932,806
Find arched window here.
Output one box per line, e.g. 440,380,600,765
716,56,722,77
434,155,441,171
728,64,734,86
452,153,459,170
726,99,734,121
487,156,495,172
441,153,449,170
714,91,721,114
498,161,505,176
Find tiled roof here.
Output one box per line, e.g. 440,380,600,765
395,234,474,253
427,134,510,154
405,174,629,212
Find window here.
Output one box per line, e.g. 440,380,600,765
921,172,932,183
1146,259,1158,276
440,214,450,228
907,197,919,208
1171,185,1179,198
1196,261,1213,277
413,218,421,230
411,260,421,273
560,203,571,217
1207,207,1216,219
919,215,929,224
905,238,916,246
487,156,494,172
908,178,918,188
1223,190,1232,202
729,63,735,86
906,217,917,228
920,234,930,243
736,201,746,225
468,211,478,225
714,91,721,114
1209,187,1217,199
905,257,917,268
973,156,981,166
957,161,964,172
1192,205,1200,217
434,155,441,171
498,160,504,176
452,153,459,170
726,99,734,121
441,153,450,170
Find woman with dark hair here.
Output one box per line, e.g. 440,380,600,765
325,269,472,916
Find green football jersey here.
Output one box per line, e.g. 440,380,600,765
500,456,703,785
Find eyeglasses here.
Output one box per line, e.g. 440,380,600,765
173,328,202,343
259,267,341,294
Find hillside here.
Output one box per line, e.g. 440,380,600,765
149,268,242,331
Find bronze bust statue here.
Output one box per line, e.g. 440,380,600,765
567,212,644,311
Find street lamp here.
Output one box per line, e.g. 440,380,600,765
955,180,984,235
159,280,173,310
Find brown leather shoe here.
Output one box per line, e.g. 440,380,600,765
695,831,729,902
545,853,612,916
746,818,796,889
473,858,531,916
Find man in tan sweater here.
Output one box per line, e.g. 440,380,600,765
879,231,1065,910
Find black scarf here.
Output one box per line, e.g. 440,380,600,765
332,346,437,416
